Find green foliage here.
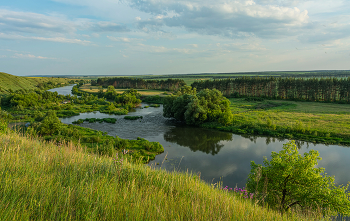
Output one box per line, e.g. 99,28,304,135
96,77,186,91
163,86,233,125
124,116,143,120
0,119,8,134
142,95,164,104
114,89,141,108
247,141,350,216
37,110,62,136
72,118,117,124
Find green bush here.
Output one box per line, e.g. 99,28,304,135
247,140,350,216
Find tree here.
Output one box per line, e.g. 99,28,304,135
37,110,62,135
247,141,350,216
163,86,233,125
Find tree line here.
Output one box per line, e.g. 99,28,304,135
92,77,186,91
191,77,350,103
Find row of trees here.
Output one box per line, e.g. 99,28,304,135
92,77,186,91
191,77,350,102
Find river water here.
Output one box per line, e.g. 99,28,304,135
55,85,350,188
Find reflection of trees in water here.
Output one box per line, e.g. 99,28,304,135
164,126,232,155
242,134,310,149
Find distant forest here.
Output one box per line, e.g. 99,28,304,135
92,77,186,91
192,77,350,103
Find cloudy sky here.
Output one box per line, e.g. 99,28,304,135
0,0,349,76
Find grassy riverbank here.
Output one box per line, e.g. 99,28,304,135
0,130,314,220
201,98,350,145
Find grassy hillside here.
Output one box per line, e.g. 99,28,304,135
0,130,313,220
0,72,72,93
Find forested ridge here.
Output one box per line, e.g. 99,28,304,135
192,77,350,103
92,77,186,91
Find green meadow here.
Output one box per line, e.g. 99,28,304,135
203,98,350,145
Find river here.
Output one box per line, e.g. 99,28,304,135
55,85,350,189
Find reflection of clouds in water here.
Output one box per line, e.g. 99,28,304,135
205,164,238,178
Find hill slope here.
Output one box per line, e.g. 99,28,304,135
0,130,311,220
0,72,71,93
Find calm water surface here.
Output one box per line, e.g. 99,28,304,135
48,84,75,96
56,85,350,188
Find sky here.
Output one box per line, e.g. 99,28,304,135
0,0,349,76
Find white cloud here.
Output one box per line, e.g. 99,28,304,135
107,36,143,43
86,21,129,32
135,16,141,21
0,33,91,45
0,9,76,34
132,0,309,39
222,43,267,51
12,53,55,59
130,43,196,54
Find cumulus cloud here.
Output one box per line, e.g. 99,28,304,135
130,0,309,38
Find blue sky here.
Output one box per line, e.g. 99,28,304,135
0,0,349,76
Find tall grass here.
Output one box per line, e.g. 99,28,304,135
0,131,313,220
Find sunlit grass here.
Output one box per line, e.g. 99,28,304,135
228,98,350,137
0,131,313,220
0,72,72,92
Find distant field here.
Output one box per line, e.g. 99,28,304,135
80,84,169,96
0,72,73,93
228,98,350,137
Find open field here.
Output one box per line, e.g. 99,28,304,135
0,72,73,93
80,84,169,96
0,130,312,220
225,98,350,141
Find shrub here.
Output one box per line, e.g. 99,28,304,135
247,141,350,216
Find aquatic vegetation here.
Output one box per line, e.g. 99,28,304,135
72,118,117,124
124,116,143,120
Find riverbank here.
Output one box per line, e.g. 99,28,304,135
0,130,313,220
204,98,350,145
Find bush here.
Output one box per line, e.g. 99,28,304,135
247,141,350,216
163,86,233,125
0,119,8,134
